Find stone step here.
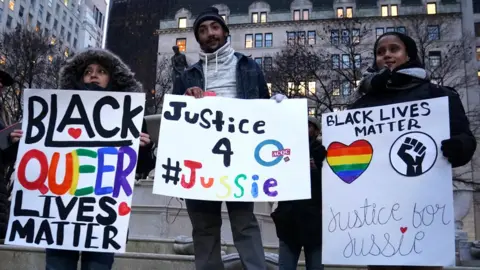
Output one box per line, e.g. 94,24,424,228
126,236,287,259
128,204,278,246
2,245,480,270
0,245,289,270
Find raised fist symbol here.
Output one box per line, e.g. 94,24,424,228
397,137,427,176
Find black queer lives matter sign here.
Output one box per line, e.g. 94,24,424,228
5,89,145,252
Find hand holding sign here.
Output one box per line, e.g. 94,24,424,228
10,129,23,143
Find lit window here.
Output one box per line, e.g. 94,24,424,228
64,48,69,57
9,0,14,11
308,107,316,116
391,5,398,16
293,10,300,21
0,56,6,65
176,38,186,52
346,7,353,18
51,37,56,45
260,12,267,23
381,5,388,16
299,82,306,95
308,82,316,95
48,55,53,62
427,3,437,14
251,13,258,23
267,83,272,95
303,9,309,20
245,34,253,48
178,18,187,28
476,47,480,61
288,82,294,93
336,8,344,18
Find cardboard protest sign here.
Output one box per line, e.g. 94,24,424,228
6,89,145,252
321,97,455,266
153,94,310,201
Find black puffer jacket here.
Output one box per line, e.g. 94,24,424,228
270,139,324,246
351,67,476,167
58,49,156,175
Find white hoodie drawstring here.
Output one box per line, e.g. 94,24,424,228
204,54,208,91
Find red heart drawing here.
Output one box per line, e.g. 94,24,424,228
400,227,408,234
119,202,131,216
68,128,82,139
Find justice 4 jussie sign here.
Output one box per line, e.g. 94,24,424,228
6,89,145,252
153,94,310,201
321,97,455,266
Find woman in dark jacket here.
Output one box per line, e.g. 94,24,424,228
39,48,156,270
271,116,326,270
352,32,476,270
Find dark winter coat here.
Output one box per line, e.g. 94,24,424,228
0,120,20,239
270,139,324,246
172,52,270,99
351,67,476,167
59,48,156,175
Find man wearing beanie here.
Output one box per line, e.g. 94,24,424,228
171,6,288,270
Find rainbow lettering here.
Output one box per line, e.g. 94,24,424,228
16,147,137,198
326,140,373,184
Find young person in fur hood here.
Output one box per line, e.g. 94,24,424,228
351,32,476,270
38,48,156,270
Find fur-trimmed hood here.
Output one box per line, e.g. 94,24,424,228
59,48,142,92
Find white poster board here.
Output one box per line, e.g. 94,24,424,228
6,89,145,253
153,94,311,201
322,97,455,266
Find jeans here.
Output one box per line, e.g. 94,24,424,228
278,240,323,270
45,249,115,270
186,199,266,270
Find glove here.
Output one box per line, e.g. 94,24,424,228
369,68,391,91
441,137,464,164
271,93,288,103
311,144,327,163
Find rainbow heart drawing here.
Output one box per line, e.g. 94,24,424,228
326,140,373,184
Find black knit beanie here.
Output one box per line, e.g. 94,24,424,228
372,32,422,70
193,7,229,41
